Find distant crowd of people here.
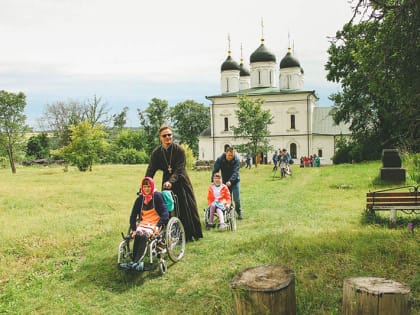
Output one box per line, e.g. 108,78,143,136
300,154,321,168
272,148,293,177
243,150,322,171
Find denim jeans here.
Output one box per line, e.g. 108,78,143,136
229,182,242,214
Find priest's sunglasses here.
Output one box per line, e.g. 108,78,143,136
161,133,172,138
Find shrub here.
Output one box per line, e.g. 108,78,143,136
118,148,148,164
403,152,420,184
180,143,195,170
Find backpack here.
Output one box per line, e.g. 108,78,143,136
161,190,174,212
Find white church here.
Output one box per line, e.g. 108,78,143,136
198,33,351,165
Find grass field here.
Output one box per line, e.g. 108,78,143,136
1,162,419,314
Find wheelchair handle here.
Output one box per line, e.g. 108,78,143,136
121,232,132,241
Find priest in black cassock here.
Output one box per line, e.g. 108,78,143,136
145,125,203,242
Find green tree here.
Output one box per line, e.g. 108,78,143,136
26,133,50,159
326,0,420,158
170,100,210,157
0,90,29,173
138,98,170,154
112,106,129,129
55,120,109,171
231,95,273,162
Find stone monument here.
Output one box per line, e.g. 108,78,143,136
380,149,406,182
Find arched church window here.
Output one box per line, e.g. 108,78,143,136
290,143,297,159
258,71,261,84
226,78,229,92
224,117,229,131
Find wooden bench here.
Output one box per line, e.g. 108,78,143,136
366,185,420,222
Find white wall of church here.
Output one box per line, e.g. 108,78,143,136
279,67,304,90
250,62,277,88
220,70,240,93
210,94,314,138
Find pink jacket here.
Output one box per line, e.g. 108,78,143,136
207,183,231,206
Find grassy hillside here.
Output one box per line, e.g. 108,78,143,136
1,162,419,314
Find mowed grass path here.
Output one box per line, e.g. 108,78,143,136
1,162,419,314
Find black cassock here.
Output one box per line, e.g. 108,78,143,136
146,143,203,241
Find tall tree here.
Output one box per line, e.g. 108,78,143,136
326,0,420,157
0,90,29,173
231,95,274,161
138,98,170,154
170,100,210,156
84,95,111,127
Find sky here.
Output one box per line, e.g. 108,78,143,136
0,0,354,128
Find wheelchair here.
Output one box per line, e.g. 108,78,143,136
117,193,186,274
204,203,236,231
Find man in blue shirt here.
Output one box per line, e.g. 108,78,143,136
212,146,243,220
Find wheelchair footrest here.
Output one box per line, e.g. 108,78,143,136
118,262,155,271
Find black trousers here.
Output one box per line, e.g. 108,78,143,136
132,234,147,262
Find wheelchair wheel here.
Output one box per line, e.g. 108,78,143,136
204,206,219,227
228,207,236,231
204,207,210,226
226,207,236,231
159,258,167,274
117,238,131,264
165,217,186,262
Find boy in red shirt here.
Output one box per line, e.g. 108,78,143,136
207,173,231,230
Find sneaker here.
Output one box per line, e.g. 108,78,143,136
237,213,243,220
131,262,144,271
118,262,131,270
219,223,228,229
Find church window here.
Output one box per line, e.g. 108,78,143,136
290,115,296,129
226,78,229,92
290,143,297,159
224,117,229,131
258,71,261,84
270,71,272,85
318,149,323,158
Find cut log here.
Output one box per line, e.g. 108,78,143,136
230,264,296,315
342,277,411,315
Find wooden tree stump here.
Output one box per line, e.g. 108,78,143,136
342,277,411,315
230,264,296,315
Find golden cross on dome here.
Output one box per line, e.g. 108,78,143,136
261,17,265,43
227,33,231,56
